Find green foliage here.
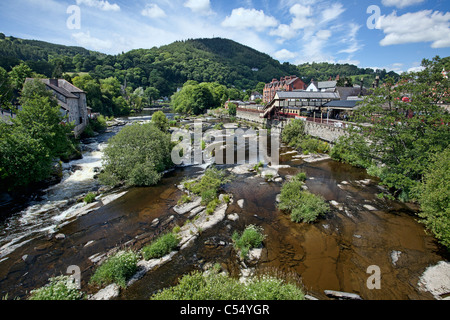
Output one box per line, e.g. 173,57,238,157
0,66,12,109
294,172,307,182
142,233,180,260
177,193,192,205
99,123,173,187
228,103,237,116
171,81,216,115
184,167,228,197
205,198,220,215
282,120,329,154
232,225,266,260
83,192,96,204
417,148,450,249
345,57,450,200
151,270,304,300
151,111,169,132
297,61,399,85
0,81,77,191
28,276,84,300
278,179,329,223
90,251,139,288
201,189,217,206
9,62,33,90
330,130,373,169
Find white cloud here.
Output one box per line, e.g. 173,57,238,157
290,3,315,30
222,8,279,31
407,66,425,73
274,49,297,61
338,23,363,54
269,24,296,39
76,0,120,11
376,10,450,48
72,31,113,51
381,0,425,9
184,0,213,15
321,3,345,23
141,4,167,19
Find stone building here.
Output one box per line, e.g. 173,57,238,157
26,78,88,137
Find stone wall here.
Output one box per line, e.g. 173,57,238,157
234,109,347,143
236,109,267,125
304,121,347,143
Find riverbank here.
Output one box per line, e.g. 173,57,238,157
0,113,448,301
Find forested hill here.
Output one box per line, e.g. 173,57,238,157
0,33,402,97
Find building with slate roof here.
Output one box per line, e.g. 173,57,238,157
25,78,88,137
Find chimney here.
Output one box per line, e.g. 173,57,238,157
50,79,59,87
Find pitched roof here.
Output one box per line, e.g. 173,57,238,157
318,81,337,89
324,100,362,109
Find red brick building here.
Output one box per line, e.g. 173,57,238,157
263,76,306,103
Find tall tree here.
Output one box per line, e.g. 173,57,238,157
349,57,450,201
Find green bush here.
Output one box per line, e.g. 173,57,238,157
417,148,450,249
99,123,173,187
278,179,329,223
330,131,373,169
293,172,307,182
29,276,84,300
84,192,96,204
151,271,304,300
232,225,266,260
142,233,180,260
178,194,192,206
290,192,330,223
206,198,220,215
201,189,217,206
89,251,139,288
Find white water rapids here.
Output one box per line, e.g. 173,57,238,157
0,139,109,261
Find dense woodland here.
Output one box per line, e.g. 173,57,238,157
0,33,407,115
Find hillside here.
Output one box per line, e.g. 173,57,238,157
0,33,402,97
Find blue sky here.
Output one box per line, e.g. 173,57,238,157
0,0,449,73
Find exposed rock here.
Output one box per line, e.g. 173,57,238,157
151,218,159,227
237,199,245,209
302,154,331,163
247,248,262,263
89,252,106,264
363,204,377,211
227,213,239,221
22,254,36,264
324,290,363,300
391,250,402,266
418,261,450,299
84,240,95,248
89,284,120,300
55,233,66,240
161,215,175,227
173,197,202,215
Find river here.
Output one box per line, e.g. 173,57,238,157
0,111,447,300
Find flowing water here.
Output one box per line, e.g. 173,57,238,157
0,113,447,300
